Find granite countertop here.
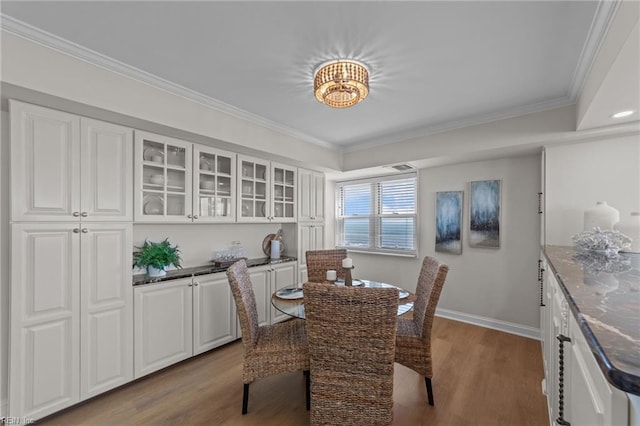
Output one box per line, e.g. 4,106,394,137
133,256,297,286
543,245,639,396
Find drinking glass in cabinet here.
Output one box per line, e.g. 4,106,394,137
143,194,164,215
199,196,214,217
167,146,186,168
216,198,230,216
242,162,253,178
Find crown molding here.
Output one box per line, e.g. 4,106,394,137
568,0,621,100
0,14,336,150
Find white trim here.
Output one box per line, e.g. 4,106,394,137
568,0,622,100
436,307,540,341
0,14,335,151
1,398,6,418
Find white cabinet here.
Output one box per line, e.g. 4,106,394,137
10,100,133,222
134,272,237,378
297,223,325,282
134,278,193,378
269,262,297,324
298,168,325,223
246,266,271,327
134,131,236,222
237,155,296,223
10,223,133,420
541,262,629,426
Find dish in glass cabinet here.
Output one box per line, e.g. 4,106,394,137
144,148,163,163
143,195,163,215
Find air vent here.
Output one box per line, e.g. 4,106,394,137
388,163,415,172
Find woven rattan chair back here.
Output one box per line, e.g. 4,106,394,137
226,259,310,414
226,259,260,347
303,282,399,426
305,248,348,282
395,255,449,406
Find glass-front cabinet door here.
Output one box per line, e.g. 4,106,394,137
193,146,236,222
271,162,296,222
134,131,192,222
237,155,270,222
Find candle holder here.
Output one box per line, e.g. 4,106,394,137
344,266,355,286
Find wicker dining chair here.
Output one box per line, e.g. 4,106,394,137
226,259,310,414
303,282,399,426
395,256,449,406
305,248,348,282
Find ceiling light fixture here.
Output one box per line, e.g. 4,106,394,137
611,110,635,118
314,60,369,108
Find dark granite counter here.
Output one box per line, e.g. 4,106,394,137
133,256,297,286
543,245,639,396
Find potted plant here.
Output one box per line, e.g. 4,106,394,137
133,238,182,277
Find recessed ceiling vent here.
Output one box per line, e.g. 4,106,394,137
386,163,416,172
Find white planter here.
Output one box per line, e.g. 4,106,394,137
147,266,167,277
583,201,620,231
614,212,640,253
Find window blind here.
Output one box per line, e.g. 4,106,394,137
336,172,417,256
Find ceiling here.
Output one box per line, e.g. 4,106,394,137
0,1,630,152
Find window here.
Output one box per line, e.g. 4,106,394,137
336,172,417,256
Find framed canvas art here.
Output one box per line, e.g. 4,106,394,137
469,180,501,248
435,191,463,254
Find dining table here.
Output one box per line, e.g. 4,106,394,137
271,279,415,320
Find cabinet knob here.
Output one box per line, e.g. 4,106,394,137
81,212,88,217
73,228,80,233
188,283,193,287
81,228,88,233
193,215,199,219
73,212,80,217
193,282,199,286
187,214,193,219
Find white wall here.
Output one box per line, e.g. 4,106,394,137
545,135,640,245
342,155,542,335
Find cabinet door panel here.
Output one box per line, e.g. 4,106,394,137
312,172,325,222
11,100,80,221
81,118,133,221
10,224,80,419
193,146,237,222
134,280,193,378
80,224,133,399
193,274,236,354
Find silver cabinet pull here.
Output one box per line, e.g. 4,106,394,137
193,282,199,286
188,283,193,287
81,212,88,217
73,228,80,233
187,214,193,219
73,212,80,217
81,228,88,233
193,215,199,219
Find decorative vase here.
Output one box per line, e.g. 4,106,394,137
583,201,620,231
614,212,640,253
147,266,167,277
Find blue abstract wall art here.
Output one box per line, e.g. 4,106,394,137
435,191,463,254
469,180,501,248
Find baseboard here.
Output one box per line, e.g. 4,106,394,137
435,308,541,340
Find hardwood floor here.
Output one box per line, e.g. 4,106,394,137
38,317,549,425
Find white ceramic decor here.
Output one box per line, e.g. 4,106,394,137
614,212,640,253
583,201,620,231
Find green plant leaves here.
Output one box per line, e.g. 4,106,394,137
133,238,182,270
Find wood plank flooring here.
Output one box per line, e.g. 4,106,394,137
38,317,549,425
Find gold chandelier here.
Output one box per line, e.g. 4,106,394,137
314,60,369,108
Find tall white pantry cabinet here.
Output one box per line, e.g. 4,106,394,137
9,101,134,420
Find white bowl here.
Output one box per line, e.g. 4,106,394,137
150,175,164,185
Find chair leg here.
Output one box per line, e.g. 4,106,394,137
425,377,434,406
242,383,250,414
305,370,310,411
